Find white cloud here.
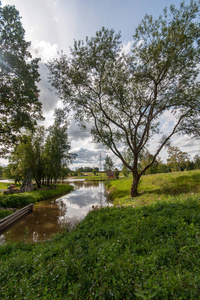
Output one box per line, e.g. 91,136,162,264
68,119,91,141
30,40,59,63
53,0,60,7
121,40,134,55
159,110,176,133
171,135,200,158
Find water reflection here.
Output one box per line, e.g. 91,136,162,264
0,181,111,244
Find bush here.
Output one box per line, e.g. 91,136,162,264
0,210,13,219
0,185,73,209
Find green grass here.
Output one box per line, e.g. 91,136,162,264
0,181,18,191
76,172,107,181
0,196,200,299
0,170,200,299
0,209,13,219
107,170,200,207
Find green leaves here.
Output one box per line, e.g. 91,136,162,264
0,3,43,156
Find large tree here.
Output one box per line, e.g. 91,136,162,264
0,2,43,156
48,1,200,197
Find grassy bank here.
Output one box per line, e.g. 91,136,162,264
0,184,74,217
0,170,200,299
107,170,200,207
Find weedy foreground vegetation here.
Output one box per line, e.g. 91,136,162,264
0,170,200,299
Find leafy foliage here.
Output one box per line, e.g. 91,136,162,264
0,184,73,209
0,3,43,156
167,146,190,172
44,109,76,185
104,155,114,171
8,110,76,187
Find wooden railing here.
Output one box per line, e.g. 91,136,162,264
0,204,33,232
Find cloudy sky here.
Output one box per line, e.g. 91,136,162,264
1,0,199,169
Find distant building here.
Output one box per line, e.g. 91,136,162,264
107,171,115,179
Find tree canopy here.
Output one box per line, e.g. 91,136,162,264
48,1,200,196
104,155,115,172
0,2,43,156
167,146,190,172
8,110,76,187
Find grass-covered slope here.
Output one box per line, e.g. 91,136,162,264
0,197,200,299
107,170,200,206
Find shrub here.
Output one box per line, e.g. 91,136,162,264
0,185,73,209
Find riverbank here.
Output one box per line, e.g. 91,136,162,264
0,170,200,298
0,184,74,219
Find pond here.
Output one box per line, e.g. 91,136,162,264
0,180,111,244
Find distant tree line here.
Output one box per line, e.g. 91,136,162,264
122,146,200,177
1,146,199,182
75,166,100,173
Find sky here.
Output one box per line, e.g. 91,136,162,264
1,0,200,169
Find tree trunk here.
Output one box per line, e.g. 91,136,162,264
131,173,140,197
36,179,41,188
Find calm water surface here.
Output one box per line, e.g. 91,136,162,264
0,180,111,244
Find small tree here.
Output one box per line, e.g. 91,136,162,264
104,155,114,172
157,157,170,174
48,1,200,197
45,109,76,186
139,150,159,174
93,168,97,175
9,127,46,188
114,168,120,178
193,154,200,169
167,146,189,172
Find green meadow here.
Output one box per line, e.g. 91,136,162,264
0,170,200,299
